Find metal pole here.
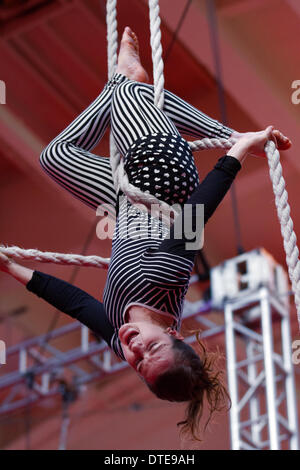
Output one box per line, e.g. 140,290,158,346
246,339,261,445
224,302,240,449
260,288,280,450
281,306,299,449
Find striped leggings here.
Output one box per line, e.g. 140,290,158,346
40,73,233,212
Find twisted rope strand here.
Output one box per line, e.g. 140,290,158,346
106,0,121,190
149,0,165,110
106,0,118,79
265,140,300,326
0,245,110,269
188,137,237,152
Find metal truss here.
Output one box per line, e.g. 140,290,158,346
224,287,298,450
224,287,298,449
0,275,219,416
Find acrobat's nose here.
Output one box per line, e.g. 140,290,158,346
130,338,143,353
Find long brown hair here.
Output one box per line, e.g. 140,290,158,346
146,332,231,441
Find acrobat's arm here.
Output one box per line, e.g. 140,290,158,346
0,255,114,347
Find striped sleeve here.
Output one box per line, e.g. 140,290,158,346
140,247,194,288
111,333,126,361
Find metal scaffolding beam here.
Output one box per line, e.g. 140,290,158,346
224,288,298,449
211,248,299,450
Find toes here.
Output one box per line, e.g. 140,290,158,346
123,26,133,38
272,130,292,149
124,27,139,49
273,130,288,141
129,31,139,52
123,27,136,42
122,28,134,43
126,26,136,40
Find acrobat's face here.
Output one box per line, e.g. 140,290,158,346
119,322,180,384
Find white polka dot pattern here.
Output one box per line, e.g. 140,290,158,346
124,133,200,206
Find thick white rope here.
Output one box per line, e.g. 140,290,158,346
265,141,300,325
147,0,220,155
188,137,236,152
106,0,118,80
106,0,120,190
0,245,110,269
149,0,165,110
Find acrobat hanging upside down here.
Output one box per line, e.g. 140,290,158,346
0,27,291,440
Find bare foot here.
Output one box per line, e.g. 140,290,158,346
116,26,149,83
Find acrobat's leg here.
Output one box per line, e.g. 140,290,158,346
116,81,234,141
163,88,234,140
40,74,127,211
110,78,180,156
110,78,203,206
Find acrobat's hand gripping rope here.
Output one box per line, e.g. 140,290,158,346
1,0,300,328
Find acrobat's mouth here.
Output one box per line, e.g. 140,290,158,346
125,330,139,346
119,324,139,346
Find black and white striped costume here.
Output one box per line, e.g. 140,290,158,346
39,73,232,212
27,74,241,360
